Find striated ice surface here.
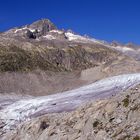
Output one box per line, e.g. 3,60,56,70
1,73,140,132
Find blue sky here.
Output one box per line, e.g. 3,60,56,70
0,0,140,44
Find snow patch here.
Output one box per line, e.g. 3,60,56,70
65,32,88,41
50,30,63,34
65,32,105,45
43,35,56,40
29,29,36,32
115,46,135,52
14,27,28,33
14,27,37,34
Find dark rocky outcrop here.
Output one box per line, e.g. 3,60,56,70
25,30,37,39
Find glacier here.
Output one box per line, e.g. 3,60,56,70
1,73,140,132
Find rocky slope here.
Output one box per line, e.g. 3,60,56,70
0,18,121,73
0,42,119,72
0,19,122,87
2,83,140,140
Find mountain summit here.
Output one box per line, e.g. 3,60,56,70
25,19,57,38
28,19,57,32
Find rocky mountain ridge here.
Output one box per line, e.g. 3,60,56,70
0,19,126,73
1,19,139,60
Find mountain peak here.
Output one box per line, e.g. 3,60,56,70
28,18,57,34
2,18,58,39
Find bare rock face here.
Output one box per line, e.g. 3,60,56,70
26,29,37,39
25,19,57,39
28,19,57,34
2,85,140,140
